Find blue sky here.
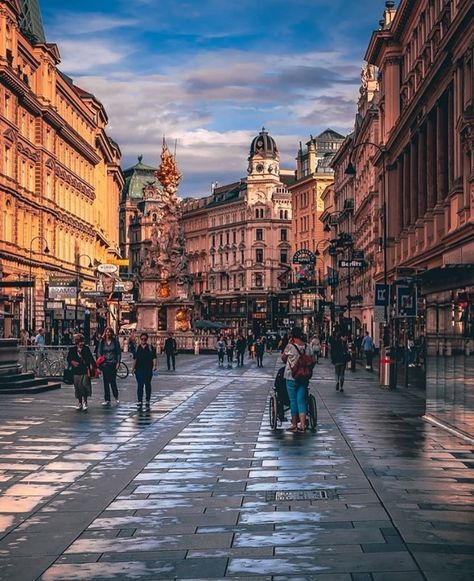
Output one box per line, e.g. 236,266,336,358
40,0,388,196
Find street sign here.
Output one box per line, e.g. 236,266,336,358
0,280,34,288
97,264,118,274
48,278,77,300
374,283,390,307
121,293,134,302
109,259,130,266
339,259,366,268
396,285,417,317
81,291,107,300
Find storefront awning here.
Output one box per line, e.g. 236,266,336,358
421,264,474,294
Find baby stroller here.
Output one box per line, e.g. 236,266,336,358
269,366,317,431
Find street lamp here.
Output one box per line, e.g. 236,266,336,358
345,140,389,345
28,236,50,332
76,254,94,332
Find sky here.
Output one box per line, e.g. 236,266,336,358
40,0,388,197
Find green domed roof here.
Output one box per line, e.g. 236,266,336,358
122,156,159,201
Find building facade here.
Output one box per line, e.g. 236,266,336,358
288,129,344,333
0,0,123,340
330,0,474,435
181,129,294,335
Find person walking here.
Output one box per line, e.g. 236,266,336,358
310,334,321,364
216,335,226,367
361,331,374,371
281,327,315,432
226,336,235,368
67,334,95,411
164,332,177,371
97,327,121,406
255,337,265,367
331,333,349,392
132,333,157,410
236,334,246,366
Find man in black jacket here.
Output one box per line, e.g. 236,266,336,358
164,332,177,371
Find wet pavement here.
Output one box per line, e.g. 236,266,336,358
0,353,472,580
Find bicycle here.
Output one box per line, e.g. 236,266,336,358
117,361,129,379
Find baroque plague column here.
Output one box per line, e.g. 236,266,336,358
136,143,193,344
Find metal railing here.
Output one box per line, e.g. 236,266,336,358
19,346,69,378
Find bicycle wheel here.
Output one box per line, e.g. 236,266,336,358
117,361,129,379
308,393,317,431
268,395,278,430
48,361,64,377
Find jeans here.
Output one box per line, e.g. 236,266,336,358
237,351,245,365
102,363,118,401
166,352,175,370
365,350,373,369
226,349,234,364
334,363,346,387
286,378,308,416
256,354,263,367
136,371,152,403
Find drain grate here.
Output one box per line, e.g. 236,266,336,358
265,489,333,501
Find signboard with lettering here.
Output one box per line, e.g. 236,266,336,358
396,285,417,317
293,249,316,283
48,278,77,299
374,283,390,307
339,259,366,269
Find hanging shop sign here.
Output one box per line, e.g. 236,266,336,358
293,249,316,283
338,259,366,269
97,264,118,274
396,285,418,317
48,277,77,299
292,249,316,264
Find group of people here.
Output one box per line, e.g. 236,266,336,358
215,333,268,368
67,327,158,411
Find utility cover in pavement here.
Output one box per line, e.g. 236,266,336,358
265,490,333,501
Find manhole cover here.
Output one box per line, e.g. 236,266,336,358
265,490,333,501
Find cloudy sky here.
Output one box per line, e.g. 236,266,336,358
41,0,386,197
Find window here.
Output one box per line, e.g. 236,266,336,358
280,249,288,264
280,228,287,241
256,228,263,241
256,208,264,219
233,231,236,244
256,248,263,263
226,232,230,244
212,235,216,247
255,275,263,288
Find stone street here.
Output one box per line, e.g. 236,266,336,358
0,353,472,580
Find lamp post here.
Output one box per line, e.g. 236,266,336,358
28,236,50,333
345,141,388,345
76,254,93,332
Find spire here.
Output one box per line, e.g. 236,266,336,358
19,0,46,43
155,140,182,195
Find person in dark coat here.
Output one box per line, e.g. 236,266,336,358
255,337,265,367
67,334,96,411
164,332,177,371
330,334,349,392
132,333,157,410
236,334,246,366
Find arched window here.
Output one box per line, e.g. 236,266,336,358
255,273,263,288
152,213,157,222
3,199,13,242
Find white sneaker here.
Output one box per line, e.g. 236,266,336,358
102,401,110,406
75,403,82,410
82,403,88,411
115,399,120,405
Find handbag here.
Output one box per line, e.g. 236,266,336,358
63,367,74,385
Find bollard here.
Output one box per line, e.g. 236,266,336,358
379,346,396,389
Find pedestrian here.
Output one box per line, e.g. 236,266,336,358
226,336,235,368
216,335,226,367
128,329,137,357
330,333,349,392
132,333,157,410
236,334,246,366
361,331,374,371
97,326,121,406
281,326,315,432
61,331,73,346
255,337,265,367
280,332,289,352
164,332,177,371
19,328,29,347
310,334,321,363
92,330,102,356
34,328,46,351
407,335,416,367
67,333,95,411
247,334,255,359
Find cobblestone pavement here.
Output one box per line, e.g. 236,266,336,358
0,354,472,580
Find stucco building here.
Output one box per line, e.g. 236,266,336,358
181,129,294,335
0,0,123,339
288,129,344,333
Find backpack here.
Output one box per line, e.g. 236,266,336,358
290,343,316,382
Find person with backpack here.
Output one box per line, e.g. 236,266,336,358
281,326,315,432
236,334,246,366
216,335,226,367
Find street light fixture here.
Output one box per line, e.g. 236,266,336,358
28,236,50,332
76,254,94,332
345,141,389,346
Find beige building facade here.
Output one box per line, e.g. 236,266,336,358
0,0,123,339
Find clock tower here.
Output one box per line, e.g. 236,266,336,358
247,127,280,180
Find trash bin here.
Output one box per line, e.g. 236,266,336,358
379,346,396,388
